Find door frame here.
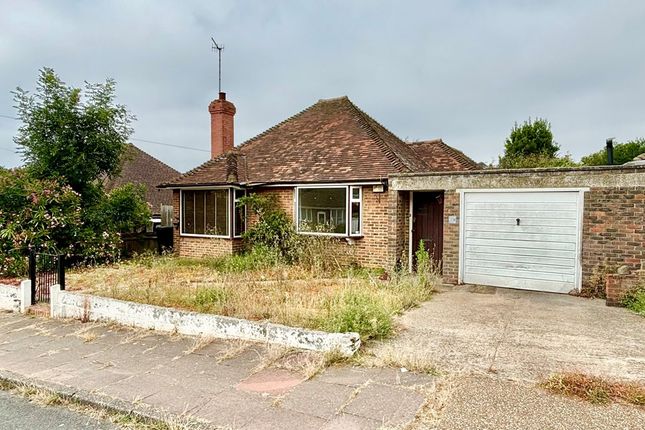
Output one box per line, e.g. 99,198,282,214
409,190,445,272
457,188,588,292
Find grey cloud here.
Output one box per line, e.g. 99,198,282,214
1,0,644,171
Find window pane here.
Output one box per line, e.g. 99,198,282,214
352,187,360,200
214,189,229,235
351,201,361,235
205,191,216,234
194,191,205,234
298,188,346,234
182,191,195,234
234,190,246,237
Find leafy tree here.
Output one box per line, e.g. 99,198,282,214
13,68,134,201
580,138,645,166
498,153,579,169
103,183,151,232
503,117,559,158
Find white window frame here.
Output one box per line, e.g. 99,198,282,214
233,189,247,238
179,188,232,238
349,185,362,236
294,184,363,237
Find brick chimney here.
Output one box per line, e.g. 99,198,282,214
208,92,236,158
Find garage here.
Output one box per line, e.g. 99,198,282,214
460,190,584,293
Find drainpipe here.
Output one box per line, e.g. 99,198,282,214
606,138,614,165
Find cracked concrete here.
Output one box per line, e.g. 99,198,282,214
369,285,645,382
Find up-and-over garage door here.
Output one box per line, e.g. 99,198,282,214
461,190,583,294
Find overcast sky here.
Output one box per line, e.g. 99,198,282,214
1,0,644,172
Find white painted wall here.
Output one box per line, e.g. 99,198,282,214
0,284,20,312
50,285,360,356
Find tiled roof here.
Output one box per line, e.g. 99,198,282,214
161,96,475,187
408,139,480,171
104,144,181,211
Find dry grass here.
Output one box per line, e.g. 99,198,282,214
67,255,437,339
541,372,645,406
354,344,440,375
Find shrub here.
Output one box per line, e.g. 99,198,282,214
622,286,645,317
322,289,393,340
102,183,151,233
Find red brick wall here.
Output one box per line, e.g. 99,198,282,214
442,191,460,284
582,187,645,287
605,273,641,306
388,190,410,269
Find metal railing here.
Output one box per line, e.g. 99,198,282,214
28,251,65,305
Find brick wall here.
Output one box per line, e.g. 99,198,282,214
582,187,645,287
605,273,641,306
442,191,460,284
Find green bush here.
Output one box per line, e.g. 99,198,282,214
498,152,579,169
322,289,393,340
103,183,151,233
622,287,645,317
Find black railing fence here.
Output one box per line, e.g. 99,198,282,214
28,251,65,305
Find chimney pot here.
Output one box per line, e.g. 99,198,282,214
209,94,236,159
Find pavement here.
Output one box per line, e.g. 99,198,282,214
0,389,117,430
0,312,431,429
1,286,644,430
369,285,645,383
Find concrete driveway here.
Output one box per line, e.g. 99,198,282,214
370,285,645,382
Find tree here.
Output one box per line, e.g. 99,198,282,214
503,117,559,158
498,152,578,169
581,138,645,166
13,68,134,201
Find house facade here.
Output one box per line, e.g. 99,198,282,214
159,93,478,267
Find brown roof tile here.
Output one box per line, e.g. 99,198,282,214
408,139,480,172
104,144,181,211
162,97,475,187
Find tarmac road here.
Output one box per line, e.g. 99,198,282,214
0,390,117,430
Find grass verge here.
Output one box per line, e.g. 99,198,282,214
540,372,645,406
67,255,437,340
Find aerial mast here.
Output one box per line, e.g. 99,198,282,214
211,37,224,93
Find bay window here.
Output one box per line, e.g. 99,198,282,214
181,189,230,236
233,189,246,237
296,185,362,236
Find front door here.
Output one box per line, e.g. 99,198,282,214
413,192,444,268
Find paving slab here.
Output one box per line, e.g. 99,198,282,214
321,413,382,430
281,380,356,419
343,383,425,427
242,407,328,430
237,368,305,395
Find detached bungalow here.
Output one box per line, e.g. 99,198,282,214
159,92,477,267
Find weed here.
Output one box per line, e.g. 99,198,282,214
541,372,645,406
622,286,645,317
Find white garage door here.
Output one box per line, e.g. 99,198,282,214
461,190,582,293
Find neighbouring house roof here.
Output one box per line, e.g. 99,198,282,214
104,144,181,211
624,152,645,166
408,139,480,171
161,96,477,187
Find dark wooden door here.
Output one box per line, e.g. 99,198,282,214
413,192,444,267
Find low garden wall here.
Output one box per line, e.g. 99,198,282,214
0,284,19,312
50,285,360,356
